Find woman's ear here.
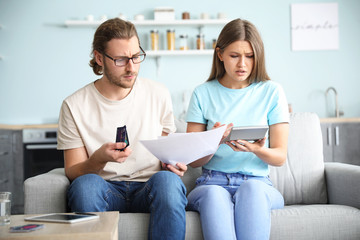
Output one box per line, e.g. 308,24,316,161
94,50,104,66
216,47,223,61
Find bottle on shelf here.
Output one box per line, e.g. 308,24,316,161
150,30,159,51
167,29,175,51
196,34,205,50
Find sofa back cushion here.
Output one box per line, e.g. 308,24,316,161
269,112,328,205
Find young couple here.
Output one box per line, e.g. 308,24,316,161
57,17,289,240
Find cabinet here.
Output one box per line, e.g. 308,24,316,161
0,129,23,214
320,122,360,166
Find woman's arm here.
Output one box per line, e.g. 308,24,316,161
186,122,233,168
226,122,289,166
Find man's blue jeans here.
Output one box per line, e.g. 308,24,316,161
68,171,187,240
187,169,284,240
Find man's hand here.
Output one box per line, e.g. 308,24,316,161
161,162,188,177
64,142,132,181
91,142,132,165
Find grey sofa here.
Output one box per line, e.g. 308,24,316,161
24,112,360,239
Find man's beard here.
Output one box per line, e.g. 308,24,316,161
103,64,137,89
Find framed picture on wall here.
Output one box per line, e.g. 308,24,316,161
291,3,339,51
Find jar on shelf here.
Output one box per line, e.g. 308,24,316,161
179,34,188,50
150,30,159,51
167,29,175,51
196,34,205,50
182,12,190,20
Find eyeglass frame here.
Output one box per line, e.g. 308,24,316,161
103,46,146,67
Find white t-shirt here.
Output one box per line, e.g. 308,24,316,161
57,77,176,182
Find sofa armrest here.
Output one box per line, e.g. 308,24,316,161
24,168,69,214
325,162,360,209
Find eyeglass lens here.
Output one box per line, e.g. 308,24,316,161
115,54,145,66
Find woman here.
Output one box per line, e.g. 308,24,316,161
186,18,289,240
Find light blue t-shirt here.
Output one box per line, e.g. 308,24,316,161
186,80,289,176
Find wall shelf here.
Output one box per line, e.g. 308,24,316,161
64,18,226,75
64,19,229,28
146,49,213,57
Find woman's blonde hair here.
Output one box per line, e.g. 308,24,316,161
208,18,270,83
89,18,140,75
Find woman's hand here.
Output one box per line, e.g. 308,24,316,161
226,138,266,153
225,123,289,167
212,122,234,144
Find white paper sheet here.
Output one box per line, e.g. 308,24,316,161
140,125,227,166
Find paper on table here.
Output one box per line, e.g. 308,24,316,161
140,125,227,166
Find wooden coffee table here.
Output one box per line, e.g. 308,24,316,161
0,211,119,240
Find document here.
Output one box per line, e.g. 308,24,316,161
140,125,227,166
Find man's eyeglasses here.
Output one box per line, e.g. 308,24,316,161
103,46,146,67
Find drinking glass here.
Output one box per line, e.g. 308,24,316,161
0,192,11,225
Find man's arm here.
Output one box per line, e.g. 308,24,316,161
64,142,131,181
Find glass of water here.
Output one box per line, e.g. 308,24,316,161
0,192,11,225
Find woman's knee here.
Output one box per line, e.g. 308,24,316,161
188,185,233,214
235,179,283,208
236,180,268,197
189,185,231,205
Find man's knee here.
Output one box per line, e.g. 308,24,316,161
67,174,107,202
150,171,186,193
69,174,104,191
148,171,187,207
67,174,108,212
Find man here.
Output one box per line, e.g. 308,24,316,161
57,18,187,240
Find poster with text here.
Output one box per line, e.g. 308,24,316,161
291,3,339,51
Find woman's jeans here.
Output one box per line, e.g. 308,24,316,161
187,169,284,240
67,171,187,240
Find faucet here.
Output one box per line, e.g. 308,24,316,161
325,87,344,118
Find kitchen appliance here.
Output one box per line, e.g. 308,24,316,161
22,128,64,180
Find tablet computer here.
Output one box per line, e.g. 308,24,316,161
24,213,99,224
225,125,269,142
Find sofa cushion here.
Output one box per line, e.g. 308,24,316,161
271,204,360,239
116,205,360,240
269,112,328,205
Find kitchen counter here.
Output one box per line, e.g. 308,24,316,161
1,118,360,129
0,124,58,130
320,118,360,123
